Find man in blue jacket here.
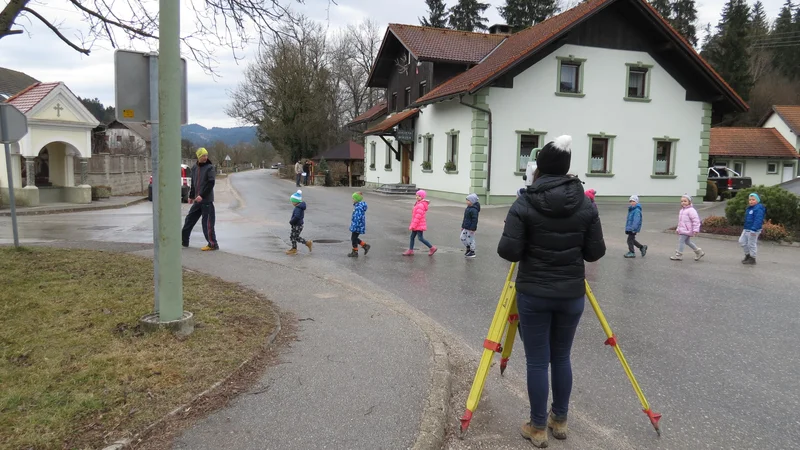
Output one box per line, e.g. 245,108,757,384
740,193,766,265
182,148,219,251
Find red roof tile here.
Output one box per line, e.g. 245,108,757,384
364,109,419,135
772,105,800,135
5,82,60,113
388,24,506,64
415,0,747,112
710,128,799,159
348,101,388,126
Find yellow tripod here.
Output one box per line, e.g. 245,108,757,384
459,263,661,437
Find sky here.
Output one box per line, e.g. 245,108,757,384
0,0,786,129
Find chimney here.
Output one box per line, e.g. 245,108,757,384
489,24,512,35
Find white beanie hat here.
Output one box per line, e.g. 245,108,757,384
629,195,639,203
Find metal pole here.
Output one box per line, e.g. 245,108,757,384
0,108,20,248
149,53,160,314
157,0,183,321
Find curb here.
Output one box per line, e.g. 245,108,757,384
0,197,148,217
101,289,282,450
412,341,451,450
661,229,800,247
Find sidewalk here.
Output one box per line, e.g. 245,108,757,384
0,196,147,216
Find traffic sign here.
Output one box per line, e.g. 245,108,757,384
114,49,188,124
0,103,28,144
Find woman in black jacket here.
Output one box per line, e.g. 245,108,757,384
497,135,606,448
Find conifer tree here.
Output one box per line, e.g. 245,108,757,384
498,0,560,30
448,0,490,32
702,0,753,100
769,0,799,79
650,0,673,20
419,0,449,28
671,0,698,47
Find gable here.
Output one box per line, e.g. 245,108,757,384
27,84,100,127
33,93,82,122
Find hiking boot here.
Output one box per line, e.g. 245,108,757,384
520,421,548,448
640,245,648,257
694,248,705,261
362,243,371,255
670,251,683,261
402,249,414,256
429,246,438,256
285,248,298,255
624,252,636,258
548,413,568,440
305,240,313,252
347,249,358,258
201,245,218,251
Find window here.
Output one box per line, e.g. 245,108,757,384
625,63,653,102
385,142,392,170
653,138,678,177
370,142,376,169
733,161,744,176
391,92,398,112
129,135,136,143
422,135,433,168
516,130,546,172
586,133,616,176
556,56,586,97
404,88,411,107
767,162,778,174
445,130,459,171
116,135,122,142
419,81,427,98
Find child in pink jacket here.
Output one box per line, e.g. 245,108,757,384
671,194,705,261
403,190,437,256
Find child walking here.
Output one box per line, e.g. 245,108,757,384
624,195,648,258
740,193,765,265
403,190,437,256
348,192,371,257
585,188,598,213
671,194,705,261
461,193,480,258
287,190,312,255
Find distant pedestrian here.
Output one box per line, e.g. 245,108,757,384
182,147,219,251
671,194,704,261
349,192,371,257
294,160,303,187
624,195,647,258
303,160,311,186
740,193,765,265
287,190,312,255
403,190,437,256
461,193,481,258
584,188,598,213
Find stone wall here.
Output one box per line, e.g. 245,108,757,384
75,154,151,196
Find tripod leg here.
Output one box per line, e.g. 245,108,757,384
500,294,519,375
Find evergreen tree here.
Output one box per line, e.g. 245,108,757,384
770,0,798,79
498,0,560,30
448,0,490,32
650,0,673,20
749,1,769,35
702,0,753,100
671,0,698,47
419,0,449,28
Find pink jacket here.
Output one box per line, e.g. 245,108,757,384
409,199,430,231
677,206,700,235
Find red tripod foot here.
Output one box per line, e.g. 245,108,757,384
459,410,473,437
499,358,509,375
644,409,662,436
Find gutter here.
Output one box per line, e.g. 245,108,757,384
459,95,493,205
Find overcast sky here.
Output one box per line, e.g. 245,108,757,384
0,0,785,128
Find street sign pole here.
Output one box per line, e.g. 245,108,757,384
149,52,161,314
0,104,26,248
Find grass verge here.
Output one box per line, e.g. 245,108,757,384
0,247,277,449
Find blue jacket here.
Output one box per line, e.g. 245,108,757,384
350,201,368,234
461,202,481,231
743,203,766,232
625,204,643,233
290,202,306,226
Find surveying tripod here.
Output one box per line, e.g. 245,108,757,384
459,262,661,437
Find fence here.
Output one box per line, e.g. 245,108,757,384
75,154,152,195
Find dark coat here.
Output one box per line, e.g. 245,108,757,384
290,202,306,226
461,202,481,231
189,160,215,203
497,175,606,299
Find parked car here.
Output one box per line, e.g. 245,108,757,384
148,164,191,203
270,163,283,169
707,166,752,199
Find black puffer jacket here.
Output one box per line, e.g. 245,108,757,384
497,175,605,299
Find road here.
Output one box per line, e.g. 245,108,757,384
2,169,798,449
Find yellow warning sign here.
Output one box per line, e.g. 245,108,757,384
122,109,134,119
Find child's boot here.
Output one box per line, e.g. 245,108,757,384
743,256,756,265
402,249,414,256
520,421,548,448
742,254,751,263
429,246,438,256
640,245,648,257
547,412,568,440
670,251,683,261
624,251,636,258
347,248,358,258
305,240,313,252
285,248,297,255
362,243,371,255
693,248,705,261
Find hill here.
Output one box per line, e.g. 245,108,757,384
180,124,257,146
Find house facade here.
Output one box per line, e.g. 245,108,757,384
351,0,747,204
759,106,800,178
709,127,798,187
104,120,151,155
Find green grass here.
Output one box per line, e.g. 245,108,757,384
0,247,277,450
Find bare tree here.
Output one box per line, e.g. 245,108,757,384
345,19,385,107
0,0,326,73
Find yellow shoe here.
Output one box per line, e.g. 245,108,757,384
201,245,218,251
548,413,568,440
285,248,298,255
305,240,313,252
521,421,548,448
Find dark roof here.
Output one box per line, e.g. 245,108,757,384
710,127,799,159
312,141,365,161
388,24,506,64
364,109,420,135
414,0,747,113
348,102,388,127
758,105,800,135
0,67,39,101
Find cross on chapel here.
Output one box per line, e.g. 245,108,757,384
53,103,63,117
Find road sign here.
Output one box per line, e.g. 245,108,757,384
0,103,28,144
225,155,231,161
114,49,188,124
396,128,414,144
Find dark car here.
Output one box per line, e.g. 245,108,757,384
707,166,752,200
148,164,191,203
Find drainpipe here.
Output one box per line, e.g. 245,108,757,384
459,95,492,205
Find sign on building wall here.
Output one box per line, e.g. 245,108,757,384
396,129,414,144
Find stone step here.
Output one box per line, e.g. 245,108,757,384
374,183,417,195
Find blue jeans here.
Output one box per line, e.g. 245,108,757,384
516,292,585,428
409,230,432,249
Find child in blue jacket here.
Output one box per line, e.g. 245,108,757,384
460,193,481,258
624,195,648,258
740,193,766,265
287,190,312,255
348,192,371,257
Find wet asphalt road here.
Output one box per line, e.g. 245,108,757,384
2,169,799,449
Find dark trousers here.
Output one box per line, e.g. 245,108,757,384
182,202,217,247
351,232,363,248
296,174,302,186
290,225,306,248
517,292,585,428
304,173,310,185
409,230,432,249
627,232,643,252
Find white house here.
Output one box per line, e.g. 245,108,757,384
709,127,798,187
351,0,747,204
0,81,99,206
105,120,151,155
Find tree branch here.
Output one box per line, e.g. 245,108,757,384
67,0,157,39
21,6,90,54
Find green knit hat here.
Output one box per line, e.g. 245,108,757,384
352,192,363,202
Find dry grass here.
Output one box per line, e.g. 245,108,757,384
0,247,278,450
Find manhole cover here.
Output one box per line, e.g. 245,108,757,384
312,239,343,244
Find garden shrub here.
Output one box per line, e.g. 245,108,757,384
704,180,718,202
725,185,800,228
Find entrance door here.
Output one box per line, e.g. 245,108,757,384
401,144,411,184
783,164,795,183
